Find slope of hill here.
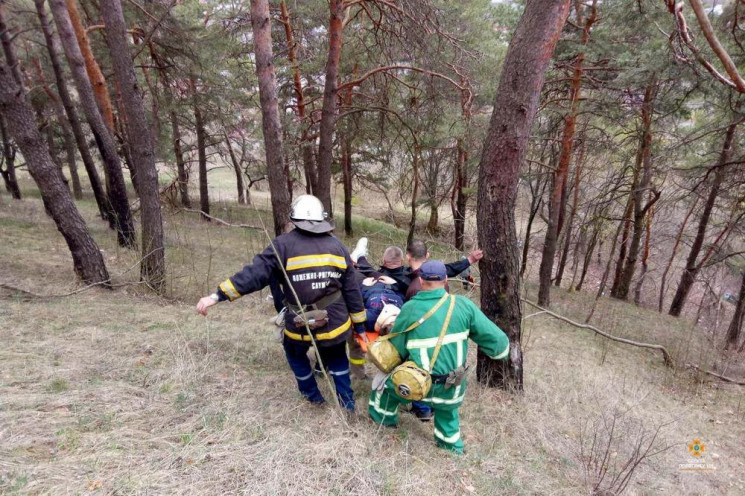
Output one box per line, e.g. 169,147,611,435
1,193,743,495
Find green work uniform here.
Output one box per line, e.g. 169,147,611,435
368,288,510,453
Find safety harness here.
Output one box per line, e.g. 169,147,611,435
285,290,342,330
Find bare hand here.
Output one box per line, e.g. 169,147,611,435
196,296,218,316
467,249,484,264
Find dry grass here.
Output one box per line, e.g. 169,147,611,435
1,186,744,495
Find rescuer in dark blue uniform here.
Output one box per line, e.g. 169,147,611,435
196,195,367,412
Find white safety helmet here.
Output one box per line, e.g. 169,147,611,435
289,194,334,233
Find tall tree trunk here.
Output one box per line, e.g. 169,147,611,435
407,143,420,247
724,271,745,350
520,175,547,278
39,109,66,189
575,220,599,291
613,80,657,300
193,97,209,218
609,173,636,297
316,0,344,216
658,199,697,311
537,0,596,307
35,0,108,217
279,1,316,194
427,197,439,234
49,0,135,247
0,61,109,283
65,0,115,131
223,131,245,205
669,121,737,316
0,113,22,199
100,0,165,291
250,0,292,236
476,0,571,390
555,130,586,287
452,139,468,251
171,110,190,208
340,129,353,236
633,202,653,305
32,58,82,199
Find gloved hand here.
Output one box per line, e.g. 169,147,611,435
354,323,369,353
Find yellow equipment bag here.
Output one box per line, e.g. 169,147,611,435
390,295,456,401
367,338,401,373
367,293,450,373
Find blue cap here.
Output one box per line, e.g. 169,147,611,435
419,260,447,281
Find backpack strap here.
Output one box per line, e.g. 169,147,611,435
428,295,456,373
378,292,449,342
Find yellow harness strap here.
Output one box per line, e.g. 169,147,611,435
427,295,456,373
378,293,450,343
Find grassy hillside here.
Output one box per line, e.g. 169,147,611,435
1,190,743,495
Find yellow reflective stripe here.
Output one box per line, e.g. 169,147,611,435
219,279,240,301
284,318,351,342
350,310,367,324
349,357,367,365
286,254,347,271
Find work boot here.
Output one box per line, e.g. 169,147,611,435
350,237,368,263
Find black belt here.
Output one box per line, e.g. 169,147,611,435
431,373,449,384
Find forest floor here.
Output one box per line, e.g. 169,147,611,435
1,186,744,495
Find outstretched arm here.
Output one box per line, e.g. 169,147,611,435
196,242,281,316
464,297,510,360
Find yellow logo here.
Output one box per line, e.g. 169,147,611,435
687,439,706,457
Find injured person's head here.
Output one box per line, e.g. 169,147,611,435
382,246,404,268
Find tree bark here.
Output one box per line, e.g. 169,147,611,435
49,0,135,247
0,112,21,199
610,174,636,297
724,271,745,350
315,0,345,216
575,221,598,291
100,0,165,291
32,57,82,199
407,143,420,247
0,61,109,283
279,1,316,194
65,0,115,131
171,110,190,208
340,129,353,236
633,201,653,305
613,80,657,300
250,0,292,236
669,121,737,316
476,0,571,390
658,198,697,311
555,129,586,287
35,0,108,217
537,1,596,307
193,96,209,218
453,139,468,251
223,131,245,205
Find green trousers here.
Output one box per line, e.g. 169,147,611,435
368,384,464,453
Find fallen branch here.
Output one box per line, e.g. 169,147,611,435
685,363,745,386
522,298,674,367
0,280,144,299
179,208,263,230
